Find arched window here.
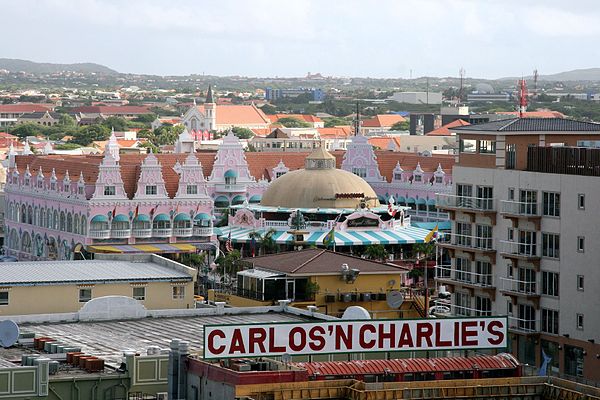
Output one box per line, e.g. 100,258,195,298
34,207,39,226
74,214,80,234
152,214,171,230
21,204,26,223
53,210,59,230
66,213,73,232
81,216,88,235
40,208,46,228
9,229,19,250
46,208,52,228
60,211,66,231
27,206,33,224
21,232,32,254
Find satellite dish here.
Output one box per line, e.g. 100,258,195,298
386,291,404,309
0,320,19,348
342,306,371,320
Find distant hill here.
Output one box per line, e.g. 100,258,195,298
500,68,600,82
0,58,118,75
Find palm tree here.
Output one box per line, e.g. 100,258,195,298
248,228,278,256
363,244,388,262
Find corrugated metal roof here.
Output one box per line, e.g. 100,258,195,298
295,354,519,375
452,117,600,132
0,260,191,285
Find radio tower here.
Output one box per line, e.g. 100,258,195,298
458,67,466,105
533,69,539,98
517,78,528,118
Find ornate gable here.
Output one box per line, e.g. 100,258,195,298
134,153,169,199
175,153,209,198
209,130,253,182
341,134,385,183
92,151,127,200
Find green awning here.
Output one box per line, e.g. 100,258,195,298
91,215,108,223
249,194,262,203
417,198,427,205
396,196,406,204
231,195,246,205
174,213,190,221
406,198,416,204
153,213,170,222
113,214,129,222
194,213,211,220
427,198,437,205
134,214,150,222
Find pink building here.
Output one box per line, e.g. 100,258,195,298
3,130,453,261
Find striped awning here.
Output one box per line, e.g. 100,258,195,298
218,225,433,246
87,243,199,254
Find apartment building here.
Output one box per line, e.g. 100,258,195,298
435,118,600,382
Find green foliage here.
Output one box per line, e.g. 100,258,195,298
216,249,242,280
413,242,436,260
153,124,184,146
408,267,423,282
53,143,82,150
102,116,128,131
305,280,320,300
9,123,44,139
323,116,352,127
363,244,388,261
72,125,111,146
139,141,159,154
259,104,277,114
231,126,254,139
276,117,311,128
133,113,157,124
248,228,278,255
390,120,410,131
58,114,77,127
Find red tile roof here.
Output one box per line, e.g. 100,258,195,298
0,104,53,113
362,114,406,128
495,110,565,118
368,137,402,150
71,105,152,115
427,119,470,136
269,114,323,124
317,127,352,138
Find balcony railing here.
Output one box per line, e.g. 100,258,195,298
499,240,539,258
436,194,496,212
407,210,450,222
173,227,193,237
111,229,131,239
215,183,247,193
450,304,492,317
508,316,539,333
263,220,289,228
500,201,540,217
193,226,213,236
132,228,152,238
435,265,494,287
89,229,110,239
500,277,539,295
439,233,494,251
153,228,172,238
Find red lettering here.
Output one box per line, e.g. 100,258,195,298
487,320,505,346
248,327,267,354
454,321,460,346
397,323,414,348
207,329,226,355
461,321,478,346
335,325,353,351
309,326,326,351
229,329,246,354
416,323,433,348
434,322,452,347
378,323,396,349
268,327,286,353
289,327,306,352
359,324,376,349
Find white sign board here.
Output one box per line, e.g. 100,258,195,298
203,317,507,359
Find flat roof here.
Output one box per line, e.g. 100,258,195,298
14,312,314,365
0,260,192,286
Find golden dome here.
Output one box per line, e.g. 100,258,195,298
260,147,380,209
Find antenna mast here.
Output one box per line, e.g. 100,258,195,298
533,69,539,98
458,67,466,105
517,78,528,118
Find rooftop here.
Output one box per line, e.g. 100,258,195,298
452,117,600,133
0,255,192,286
241,249,407,275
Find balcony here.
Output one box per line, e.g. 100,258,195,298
89,229,110,239
435,265,495,290
449,304,492,318
500,277,540,307
111,229,131,239
193,226,213,236
438,233,495,255
499,241,540,263
508,316,540,335
214,183,247,193
173,227,193,237
500,201,541,228
132,228,152,238
153,228,172,238
436,194,496,213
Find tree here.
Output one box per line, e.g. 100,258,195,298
216,249,242,287
139,141,159,154
390,120,410,131
413,242,435,261
248,228,278,256
54,143,82,150
363,244,388,262
260,104,277,114
231,126,254,139
133,113,157,124
58,114,77,127
72,125,111,146
323,116,351,127
102,116,128,131
276,117,311,128
9,123,43,139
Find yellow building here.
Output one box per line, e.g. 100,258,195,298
0,253,196,315
212,249,425,318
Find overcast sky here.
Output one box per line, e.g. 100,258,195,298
3,0,600,79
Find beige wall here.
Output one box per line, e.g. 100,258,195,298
0,280,194,315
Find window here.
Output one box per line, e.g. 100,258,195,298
132,287,146,301
576,314,584,330
577,236,585,252
435,176,443,184
475,224,493,249
172,285,185,299
507,228,514,241
104,186,115,196
542,271,559,297
50,181,56,191
577,275,584,291
186,185,198,195
145,185,157,195
519,190,537,215
543,192,560,217
478,140,496,154
518,304,536,331
459,139,476,153
394,173,402,180
79,288,92,303
542,233,560,259
64,183,70,192
508,188,515,201
276,171,285,178
0,292,8,306
506,144,516,169
507,301,513,315
518,267,536,294
455,258,471,283
475,296,491,316
541,309,559,334
455,222,472,247
577,194,585,209
78,186,84,195
475,261,492,286
454,292,471,316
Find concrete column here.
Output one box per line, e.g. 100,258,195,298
168,339,181,400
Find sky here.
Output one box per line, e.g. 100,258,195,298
3,0,600,79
